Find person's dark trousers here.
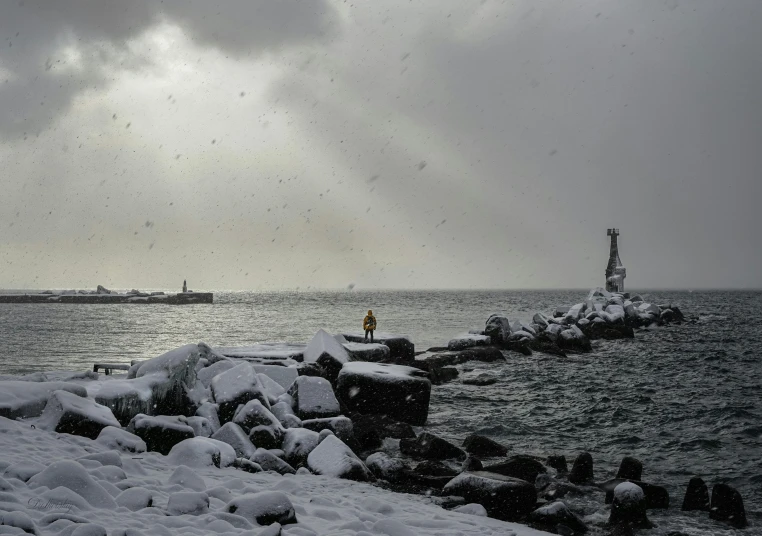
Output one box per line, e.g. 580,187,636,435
365,330,374,343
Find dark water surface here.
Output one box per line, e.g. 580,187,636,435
0,289,760,533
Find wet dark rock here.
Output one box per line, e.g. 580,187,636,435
415,460,459,478
365,452,411,483
428,365,459,385
681,476,710,511
461,456,483,472
483,455,547,484
485,314,512,344
616,457,642,481
350,413,415,451
127,414,195,455
463,434,508,458
709,483,747,528
400,432,467,461
584,323,635,340
568,452,594,485
443,471,537,521
547,455,568,474
602,479,669,509
608,482,651,528
528,501,588,534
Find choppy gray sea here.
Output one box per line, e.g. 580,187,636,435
0,289,760,534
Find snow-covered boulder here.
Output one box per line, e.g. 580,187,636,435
128,343,200,410
532,312,551,330
195,402,221,434
453,503,488,516
253,364,299,392
27,460,117,509
304,329,351,384
365,452,410,483
211,362,271,424
447,333,491,351
484,314,512,344
301,416,354,445
257,373,286,404
37,390,121,439
115,487,154,511
528,501,588,533
3,461,45,482
609,482,650,527
232,399,282,434
216,343,306,363
168,465,207,492
250,448,296,475
127,414,195,455
442,472,537,521
400,432,467,461
558,325,592,353
307,435,374,482
605,304,625,323
0,381,87,420
226,491,297,526
564,303,586,323
336,362,431,426
282,428,321,467
342,342,391,362
167,438,236,468
270,401,302,429
185,416,213,437
96,426,147,454
197,359,236,388
211,422,256,458
288,376,340,420
342,332,415,363
167,491,209,516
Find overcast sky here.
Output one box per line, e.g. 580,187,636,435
1,0,760,290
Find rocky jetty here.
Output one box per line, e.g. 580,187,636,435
0,285,213,304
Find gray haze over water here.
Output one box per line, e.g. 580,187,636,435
1,1,761,290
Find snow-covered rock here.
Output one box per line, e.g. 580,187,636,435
216,343,306,363
281,428,321,467
184,416,212,437
307,435,374,482
253,364,299,392
301,416,354,445
168,465,207,492
167,491,209,516
365,452,410,482
127,414,195,455
341,332,415,363
250,448,296,475
453,503,489,516
0,381,87,420
27,460,117,509
257,373,286,404
443,471,537,521
527,501,587,533
270,400,302,429
532,312,551,330
336,362,431,426
288,376,341,420
226,491,297,526
195,402,221,434
197,359,236,388
484,314,512,344
342,341,391,362
447,333,492,351
609,481,650,527
167,438,236,468
231,399,282,434
37,390,121,439
3,461,45,482
115,486,154,511
304,329,352,384
210,362,271,423
211,422,257,458
605,304,625,323
564,303,586,323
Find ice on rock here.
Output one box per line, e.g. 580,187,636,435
197,359,236,388
342,341,391,362
115,487,154,511
216,343,306,362
250,448,296,475
167,491,210,516
167,437,237,468
127,414,195,455
447,333,492,351
27,460,118,508
195,402,221,434
211,362,271,424
307,435,374,482
342,332,415,363
0,380,87,420
304,329,351,384
288,376,341,420
37,390,121,439
252,364,299,392
336,362,431,426
96,426,146,453
168,465,206,492
453,503,489,516
211,422,257,458
282,428,321,467
226,491,297,526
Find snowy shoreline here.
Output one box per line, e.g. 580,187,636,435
0,288,749,534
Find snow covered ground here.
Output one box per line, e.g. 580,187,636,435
0,416,550,535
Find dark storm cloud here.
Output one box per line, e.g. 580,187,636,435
0,0,338,139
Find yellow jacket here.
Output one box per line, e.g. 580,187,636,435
363,310,377,331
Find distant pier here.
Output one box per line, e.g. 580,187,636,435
0,291,213,304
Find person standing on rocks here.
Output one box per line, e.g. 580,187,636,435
363,310,377,343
